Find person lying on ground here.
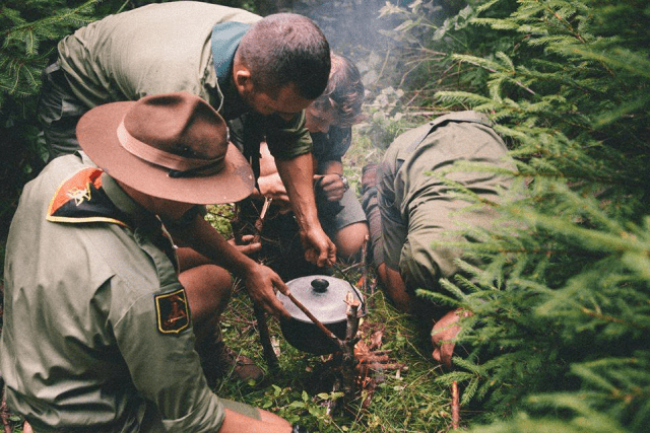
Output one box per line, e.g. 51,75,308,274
361,111,515,367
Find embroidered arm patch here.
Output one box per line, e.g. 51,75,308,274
154,288,191,334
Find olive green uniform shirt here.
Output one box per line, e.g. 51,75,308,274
57,1,312,159
377,111,514,291
1,154,229,432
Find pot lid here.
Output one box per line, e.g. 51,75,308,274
276,275,364,325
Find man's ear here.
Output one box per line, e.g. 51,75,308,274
233,68,253,94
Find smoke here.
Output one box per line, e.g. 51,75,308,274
295,1,397,53
293,0,407,89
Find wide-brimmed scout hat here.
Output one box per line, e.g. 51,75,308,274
76,91,254,204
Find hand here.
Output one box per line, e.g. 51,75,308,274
300,226,336,267
314,173,346,202
431,308,469,368
227,235,261,257
258,173,290,205
242,262,291,319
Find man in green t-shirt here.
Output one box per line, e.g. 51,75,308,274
38,2,337,341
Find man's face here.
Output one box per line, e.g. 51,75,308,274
242,83,313,122
150,197,196,222
305,104,337,134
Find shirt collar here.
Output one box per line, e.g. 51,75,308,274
211,21,251,90
101,172,159,229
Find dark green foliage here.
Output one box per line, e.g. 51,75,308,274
0,0,105,252
380,0,650,431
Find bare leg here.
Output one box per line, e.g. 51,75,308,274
176,248,263,383
376,263,411,313
333,221,369,260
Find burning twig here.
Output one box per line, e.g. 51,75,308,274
253,302,278,371
362,235,371,296
339,292,362,399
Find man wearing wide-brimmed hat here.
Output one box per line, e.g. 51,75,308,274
38,1,337,304
0,92,306,433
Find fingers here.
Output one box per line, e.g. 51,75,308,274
237,242,262,256
316,246,329,267
226,236,262,256
315,242,336,267
431,343,454,368
245,266,292,319
272,275,291,296
304,247,318,265
263,295,291,319
247,282,288,319
240,234,255,243
431,309,465,368
327,240,337,266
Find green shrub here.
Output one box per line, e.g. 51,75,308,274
380,0,650,431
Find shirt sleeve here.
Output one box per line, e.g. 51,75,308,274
113,280,225,432
264,111,313,159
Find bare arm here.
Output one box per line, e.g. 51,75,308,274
218,408,291,433
275,153,336,266
167,213,290,318
314,160,346,202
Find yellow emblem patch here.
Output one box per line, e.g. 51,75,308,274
154,288,191,334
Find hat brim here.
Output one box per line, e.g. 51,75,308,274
77,101,254,205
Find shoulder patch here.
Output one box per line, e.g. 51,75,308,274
154,288,191,334
47,167,130,227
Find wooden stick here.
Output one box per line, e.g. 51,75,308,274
345,292,361,341
249,197,279,370
341,292,361,399
253,302,279,371
362,235,371,296
451,381,460,430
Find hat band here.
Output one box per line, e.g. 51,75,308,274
117,121,225,174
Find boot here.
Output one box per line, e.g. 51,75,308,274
198,329,264,386
211,341,265,383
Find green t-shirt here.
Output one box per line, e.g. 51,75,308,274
58,1,312,159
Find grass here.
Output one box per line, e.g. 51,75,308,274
214,270,456,433
208,123,460,433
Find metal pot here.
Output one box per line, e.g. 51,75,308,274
276,275,365,355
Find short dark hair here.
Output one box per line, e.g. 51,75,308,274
238,13,330,100
313,52,365,127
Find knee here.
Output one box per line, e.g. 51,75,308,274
334,222,369,260
180,264,233,322
206,265,233,300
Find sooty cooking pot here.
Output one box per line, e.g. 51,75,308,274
276,275,365,355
